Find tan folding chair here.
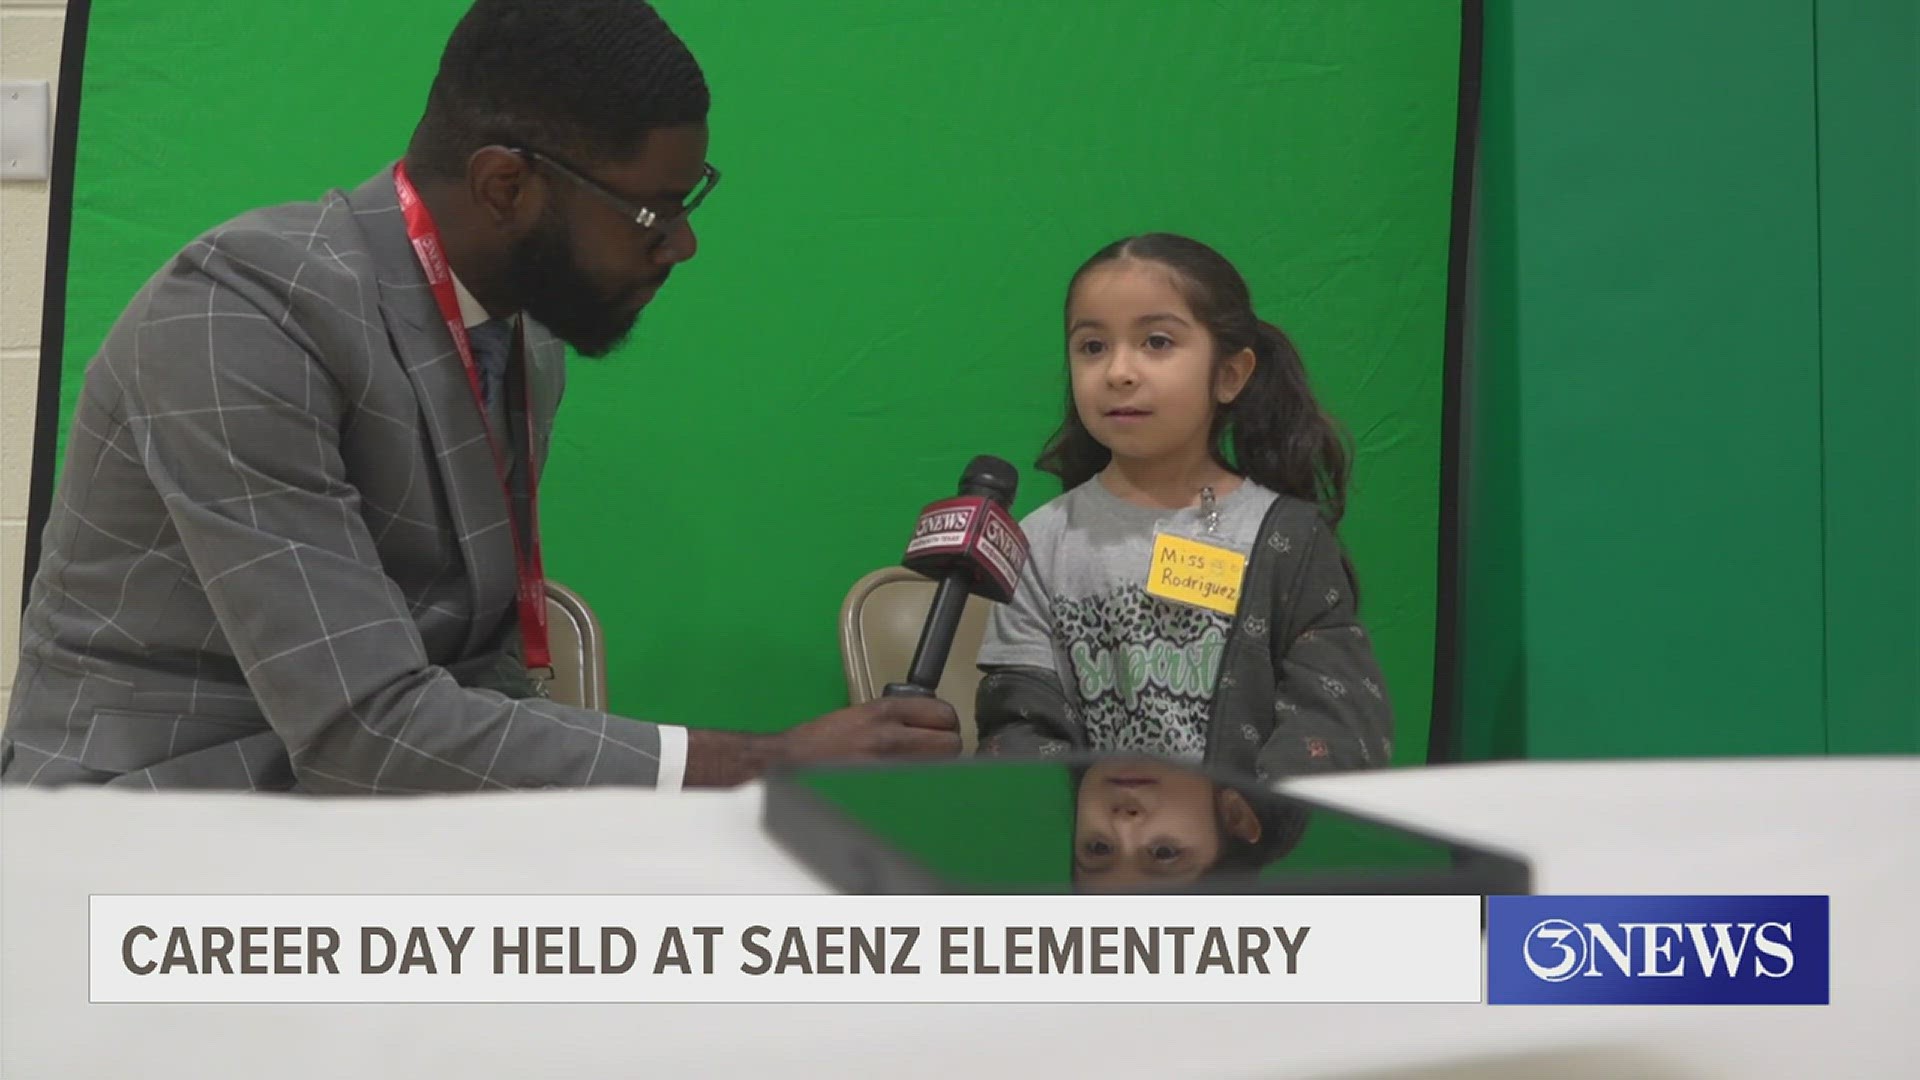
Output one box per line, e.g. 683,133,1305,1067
542,580,606,711
839,567,993,753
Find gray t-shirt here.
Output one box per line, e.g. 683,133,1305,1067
977,477,1281,761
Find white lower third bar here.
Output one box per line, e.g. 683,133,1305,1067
89,893,1484,1004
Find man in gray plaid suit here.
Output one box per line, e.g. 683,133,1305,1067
3,0,959,791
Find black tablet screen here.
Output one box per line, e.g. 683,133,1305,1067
785,757,1458,894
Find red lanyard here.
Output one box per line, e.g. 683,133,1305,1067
394,163,551,671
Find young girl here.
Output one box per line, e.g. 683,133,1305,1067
975,234,1394,780
1069,756,1306,892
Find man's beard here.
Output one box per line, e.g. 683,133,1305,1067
501,213,646,359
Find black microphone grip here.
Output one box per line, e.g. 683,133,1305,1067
903,570,973,692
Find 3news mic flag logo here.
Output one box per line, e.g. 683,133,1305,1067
1486,896,1829,1005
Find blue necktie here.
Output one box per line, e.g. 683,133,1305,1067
467,318,513,412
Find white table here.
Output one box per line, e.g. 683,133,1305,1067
3,758,1913,1078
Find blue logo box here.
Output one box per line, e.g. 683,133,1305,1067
1487,895,1829,1005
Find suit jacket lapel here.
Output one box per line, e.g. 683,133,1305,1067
346,166,518,660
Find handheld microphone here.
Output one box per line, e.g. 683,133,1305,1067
882,455,1030,699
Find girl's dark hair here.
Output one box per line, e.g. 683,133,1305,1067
1037,233,1353,526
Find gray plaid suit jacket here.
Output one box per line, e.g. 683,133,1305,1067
3,166,669,792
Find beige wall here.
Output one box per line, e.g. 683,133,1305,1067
1,0,66,714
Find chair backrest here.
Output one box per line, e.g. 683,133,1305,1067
839,567,993,753
542,580,606,712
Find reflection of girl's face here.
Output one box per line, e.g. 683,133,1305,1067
1073,759,1260,891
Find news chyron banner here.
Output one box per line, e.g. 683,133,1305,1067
89,894,1831,1006
92,895,1483,1004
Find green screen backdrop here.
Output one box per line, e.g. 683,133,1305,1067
35,2,1465,764
1461,0,1918,760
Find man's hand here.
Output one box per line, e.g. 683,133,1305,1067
770,695,962,767
682,696,961,788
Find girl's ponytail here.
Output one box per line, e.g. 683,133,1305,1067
1227,319,1352,526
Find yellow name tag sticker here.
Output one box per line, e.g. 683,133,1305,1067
1146,532,1247,616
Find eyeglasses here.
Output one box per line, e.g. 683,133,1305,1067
509,146,720,239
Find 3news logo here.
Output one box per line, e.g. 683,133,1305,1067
1487,896,1829,1005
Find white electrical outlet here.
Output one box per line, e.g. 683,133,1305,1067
1,80,53,181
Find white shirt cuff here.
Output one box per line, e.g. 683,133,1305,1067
657,724,688,793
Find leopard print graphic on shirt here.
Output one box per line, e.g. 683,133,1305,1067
975,477,1284,760
1054,585,1233,761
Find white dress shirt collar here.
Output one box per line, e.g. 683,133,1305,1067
450,270,495,330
